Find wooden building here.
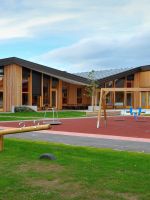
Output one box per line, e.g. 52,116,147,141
0,57,150,112
0,57,90,112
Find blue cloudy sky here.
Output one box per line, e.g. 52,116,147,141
0,0,150,72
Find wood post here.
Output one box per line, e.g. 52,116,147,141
97,89,103,128
0,124,51,152
102,92,107,127
0,135,3,151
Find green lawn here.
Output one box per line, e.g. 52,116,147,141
0,139,150,200
0,111,86,121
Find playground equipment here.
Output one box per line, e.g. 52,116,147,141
0,124,51,152
129,107,147,122
130,107,141,120
43,107,62,125
97,87,150,128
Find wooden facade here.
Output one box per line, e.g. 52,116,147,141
4,64,22,112
0,64,90,112
96,71,150,109
0,57,150,112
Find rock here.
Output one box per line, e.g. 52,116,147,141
39,153,56,160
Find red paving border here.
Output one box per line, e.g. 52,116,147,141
0,116,150,140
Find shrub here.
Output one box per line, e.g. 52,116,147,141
14,106,36,112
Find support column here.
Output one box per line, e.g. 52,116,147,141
0,135,3,152
29,70,32,105
58,80,62,110
40,74,43,108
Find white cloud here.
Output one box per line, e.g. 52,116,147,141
1,0,150,71
0,13,77,40
34,29,150,72
1,0,150,40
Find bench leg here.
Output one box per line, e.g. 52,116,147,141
0,135,3,152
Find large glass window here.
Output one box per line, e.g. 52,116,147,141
22,68,30,105
141,92,147,107
43,75,50,105
106,92,113,107
0,67,4,110
126,74,134,88
0,77,3,91
32,71,41,106
148,92,150,107
115,78,125,88
22,93,28,105
0,67,4,76
126,93,133,107
105,81,113,88
32,95,41,107
62,87,68,104
52,77,58,88
77,88,82,104
115,92,124,107
0,92,3,109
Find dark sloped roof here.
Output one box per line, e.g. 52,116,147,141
0,57,89,85
0,57,150,86
75,66,144,85
75,68,135,79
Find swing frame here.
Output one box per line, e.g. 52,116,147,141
97,87,150,128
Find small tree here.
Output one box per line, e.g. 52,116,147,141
85,70,99,111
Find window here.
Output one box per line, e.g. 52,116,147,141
127,74,134,81
115,92,124,107
115,78,125,88
52,77,58,88
0,67,4,110
105,81,113,88
0,77,3,91
77,88,82,104
126,75,134,88
106,92,113,106
22,68,30,105
126,93,133,106
0,67,4,76
43,75,50,105
32,71,41,106
22,93,28,105
0,92,3,109
62,87,68,104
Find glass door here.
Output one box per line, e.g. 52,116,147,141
126,92,134,108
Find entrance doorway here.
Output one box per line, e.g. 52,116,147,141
126,92,134,108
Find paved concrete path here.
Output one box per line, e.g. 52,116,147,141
6,130,150,153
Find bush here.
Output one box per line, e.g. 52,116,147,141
14,106,36,112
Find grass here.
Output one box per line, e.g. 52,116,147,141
0,139,150,200
0,111,86,121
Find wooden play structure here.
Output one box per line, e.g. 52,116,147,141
0,124,51,151
97,88,150,128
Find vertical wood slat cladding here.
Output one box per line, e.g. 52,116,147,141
62,82,90,106
134,73,140,108
4,64,22,112
139,71,150,87
50,78,52,107
58,80,62,109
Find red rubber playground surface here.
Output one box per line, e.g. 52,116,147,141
0,116,150,139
